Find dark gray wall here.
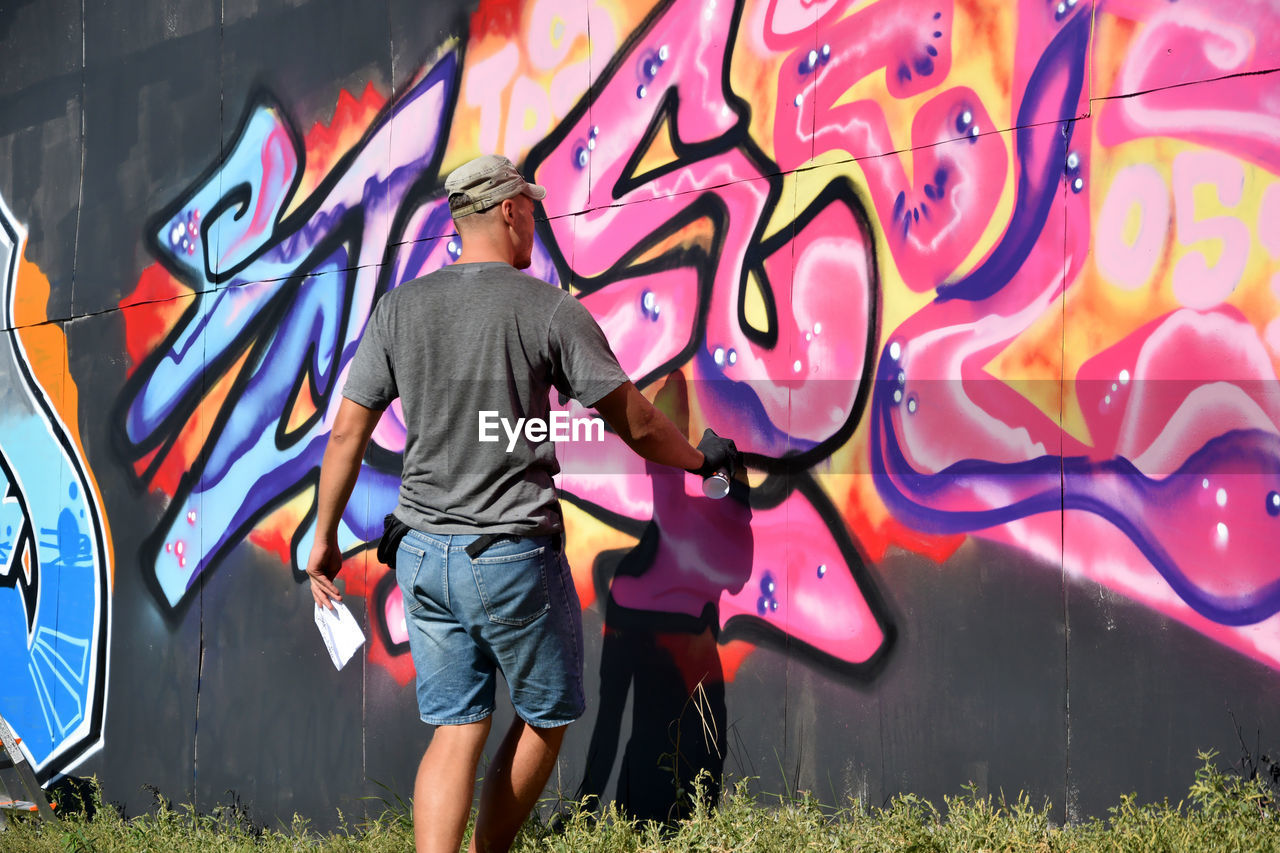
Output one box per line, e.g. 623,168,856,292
2,0,1278,829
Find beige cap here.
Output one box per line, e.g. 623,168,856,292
444,154,547,217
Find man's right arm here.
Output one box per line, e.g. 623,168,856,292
592,381,705,471
306,396,382,609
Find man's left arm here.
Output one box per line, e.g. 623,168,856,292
306,397,384,609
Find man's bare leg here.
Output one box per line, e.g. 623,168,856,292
414,717,492,853
468,719,567,853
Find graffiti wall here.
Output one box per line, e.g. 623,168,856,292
2,0,1279,825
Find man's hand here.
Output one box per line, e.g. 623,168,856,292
691,428,742,479
307,537,344,610
306,398,382,610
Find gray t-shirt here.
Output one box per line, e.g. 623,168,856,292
342,262,629,535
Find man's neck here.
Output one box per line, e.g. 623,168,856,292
454,253,512,266
453,233,515,267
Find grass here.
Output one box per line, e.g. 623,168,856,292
2,751,1278,851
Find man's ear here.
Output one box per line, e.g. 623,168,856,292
500,197,518,226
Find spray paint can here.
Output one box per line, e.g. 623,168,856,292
702,469,730,499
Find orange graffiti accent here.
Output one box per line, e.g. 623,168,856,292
11,255,53,328
282,370,320,436
880,517,966,565
119,263,194,377
470,0,524,40
628,216,717,270
655,627,731,693
134,445,160,481
844,467,964,565
1092,16,1140,103
339,552,417,686
630,113,681,179
13,253,117,581
367,632,416,686
290,82,388,213
446,0,658,168
246,524,294,566
564,502,640,611
142,348,252,498
716,639,754,684
246,492,313,566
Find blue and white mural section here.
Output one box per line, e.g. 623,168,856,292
0,194,112,777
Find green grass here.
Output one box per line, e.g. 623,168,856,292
3,752,1278,851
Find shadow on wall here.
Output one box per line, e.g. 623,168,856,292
578,371,750,822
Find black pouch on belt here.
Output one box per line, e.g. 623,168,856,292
377,513,411,569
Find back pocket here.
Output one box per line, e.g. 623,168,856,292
470,545,550,627
395,540,428,613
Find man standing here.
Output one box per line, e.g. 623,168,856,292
306,154,741,853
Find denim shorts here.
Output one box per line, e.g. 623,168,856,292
395,529,585,728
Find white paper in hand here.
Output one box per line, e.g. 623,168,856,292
314,601,365,670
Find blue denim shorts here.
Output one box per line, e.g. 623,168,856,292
395,529,585,728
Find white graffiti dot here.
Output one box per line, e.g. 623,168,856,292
1216,488,1228,508
889,340,901,361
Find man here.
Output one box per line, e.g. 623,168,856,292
306,154,741,853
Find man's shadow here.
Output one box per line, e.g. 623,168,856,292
577,371,753,823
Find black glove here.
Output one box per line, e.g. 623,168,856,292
690,428,742,479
